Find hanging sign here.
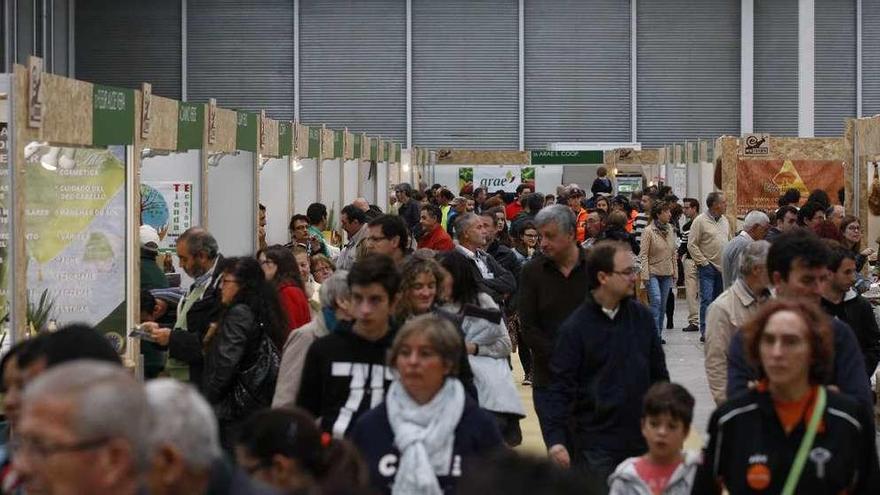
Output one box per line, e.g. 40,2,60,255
742,133,770,156
530,150,603,165
28,56,45,128
333,130,344,159
141,181,193,251
92,84,135,146
176,103,204,151
207,98,218,145
353,133,362,160
140,83,152,139
465,166,531,193
307,127,321,158
236,111,258,152
736,159,844,215
278,121,293,156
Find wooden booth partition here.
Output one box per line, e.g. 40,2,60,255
717,135,849,233
846,117,880,249
11,61,141,369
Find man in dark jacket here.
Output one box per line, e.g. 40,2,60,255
821,241,880,376
517,205,591,441
145,227,223,387
139,225,170,379
727,231,873,409
453,213,516,306
394,183,421,238
481,212,521,280
544,240,668,494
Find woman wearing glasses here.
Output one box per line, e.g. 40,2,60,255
203,257,287,450
257,245,311,338
693,299,880,494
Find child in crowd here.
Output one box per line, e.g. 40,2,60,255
608,382,698,495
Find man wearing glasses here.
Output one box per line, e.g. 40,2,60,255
543,240,669,494
13,361,153,495
364,214,410,265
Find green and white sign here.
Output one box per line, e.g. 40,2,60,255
530,150,603,165
307,127,321,158
176,103,204,151
236,111,258,152
278,122,293,156
92,85,135,146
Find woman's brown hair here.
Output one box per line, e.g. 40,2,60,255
741,299,834,385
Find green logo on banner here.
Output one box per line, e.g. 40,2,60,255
278,122,293,156
92,85,134,146
353,134,362,159
370,139,378,161
236,111,258,152
334,131,344,159
530,150,604,165
176,103,204,151
307,127,320,158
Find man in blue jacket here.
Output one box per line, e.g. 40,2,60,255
726,230,873,409
544,240,669,494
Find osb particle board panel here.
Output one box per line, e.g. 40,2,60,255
720,135,850,228
321,128,335,158
604,148,661,166
436,149,530,165
207,108,236,153
41,72,92,147
344,131,354,160
295,123,309,158
261,118,279,157
142,94,178,151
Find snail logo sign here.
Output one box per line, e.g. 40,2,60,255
736,159,844,215
742,133,770,156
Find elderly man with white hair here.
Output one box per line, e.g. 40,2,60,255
720,210,770,289
704,241,771,404
13,361,154,495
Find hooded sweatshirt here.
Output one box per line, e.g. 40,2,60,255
608,451,700,495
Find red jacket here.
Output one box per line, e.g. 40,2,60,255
278,283,311,338
505,201,523,221
418,224,454,251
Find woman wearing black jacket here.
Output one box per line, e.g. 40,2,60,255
203,257,287,449
693,299,880,494
351,314,503,495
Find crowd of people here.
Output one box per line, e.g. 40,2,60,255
3,177,880,495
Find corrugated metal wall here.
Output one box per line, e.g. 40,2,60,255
412,0,518,149
299,0,405,142
637,0,740,147
815,0,856,136
754,0,798,136
76,0,180,98
862,0,880,117
187,0,294,119
524,0,631,149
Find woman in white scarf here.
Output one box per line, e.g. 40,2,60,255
350,314,504,495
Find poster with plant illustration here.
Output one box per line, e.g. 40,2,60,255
24,145,126,348
458,166,535,195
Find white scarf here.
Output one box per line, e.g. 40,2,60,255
386,378,465,495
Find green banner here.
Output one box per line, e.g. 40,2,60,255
236,111,258,152
278,122,293,156
307,127,321,158
353,134,362,159
395,143,402,164
333,130,344,159
530,150,603,165
176,103,204,151
370,139,378,161
92,85,135,146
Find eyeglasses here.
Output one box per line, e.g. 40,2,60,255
523,233,539,239
10,436,109,459
846,225,861,231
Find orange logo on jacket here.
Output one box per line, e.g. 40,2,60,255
746,463,771,490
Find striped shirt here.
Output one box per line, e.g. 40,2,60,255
633,213,649,245
679,219,693,258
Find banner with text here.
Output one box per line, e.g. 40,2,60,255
736,159,845,215
459,166,535,194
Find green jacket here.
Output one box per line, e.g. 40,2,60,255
140,248,169,378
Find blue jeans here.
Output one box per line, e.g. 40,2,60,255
698,264,724,336
647,275,673,338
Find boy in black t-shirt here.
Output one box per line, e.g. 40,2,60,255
296,254,401,438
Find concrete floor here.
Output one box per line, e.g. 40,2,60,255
511,297,712,457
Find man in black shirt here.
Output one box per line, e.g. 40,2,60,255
679,197,700,332
296,254,401,438
394,183,421,238
518,205,590,443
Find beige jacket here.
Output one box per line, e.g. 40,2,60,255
638,222,678,279
271,312,329,410
687,212,731,270
704,278,763,404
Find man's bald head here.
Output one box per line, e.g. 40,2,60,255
353,198,370,212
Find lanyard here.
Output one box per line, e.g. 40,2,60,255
781,386,827,495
